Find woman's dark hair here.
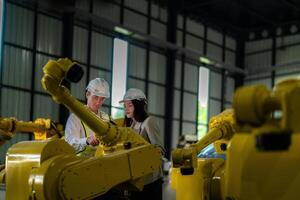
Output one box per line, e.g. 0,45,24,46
124,99,148,127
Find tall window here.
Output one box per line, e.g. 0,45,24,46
111,38,128,119
197,66,210,139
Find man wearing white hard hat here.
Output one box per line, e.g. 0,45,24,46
120,88,165,200
65,78,111,154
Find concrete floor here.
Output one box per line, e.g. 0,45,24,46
0,184,5,200
0,177,177,200
163,174,176,200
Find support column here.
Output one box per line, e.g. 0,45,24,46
60,0,75,125
164,0,180,159
271,34,276,87
234,37,245,88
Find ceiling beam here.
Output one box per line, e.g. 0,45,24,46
231,0,277,26
189,8,245,34
280,0,300,13
182,0,221,11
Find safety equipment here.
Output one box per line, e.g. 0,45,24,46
119,88,147,103
86,78,110,98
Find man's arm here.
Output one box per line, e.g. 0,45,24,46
65,113,87,152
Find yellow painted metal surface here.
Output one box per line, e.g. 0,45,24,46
112,118,125,127
57,145,160,199
225,133,300,200
6,139,75,200
171,158,224,200
213,139,228,154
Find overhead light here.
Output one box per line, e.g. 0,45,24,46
132,34,146,41
114,26,132,36
199,56,213,65
290,25,298,34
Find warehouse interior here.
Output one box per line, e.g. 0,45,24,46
1,0,300,199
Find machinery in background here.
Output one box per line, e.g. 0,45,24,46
225,79,300,200
0,117,64,184
171,109,235,200
4,58,161,200
0,117,63,146
177,134,198,148
171,79,300,200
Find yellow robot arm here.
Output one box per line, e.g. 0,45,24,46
171,80,300,200
5,58,161,200
172,109,235,169
0,117,64,185
170,110,235,200
0,117,63,145
225,80,300,200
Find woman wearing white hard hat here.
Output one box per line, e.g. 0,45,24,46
65,78,111,155
120,88,165,200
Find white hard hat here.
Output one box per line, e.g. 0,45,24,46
119,88,147,103
86,78,110,98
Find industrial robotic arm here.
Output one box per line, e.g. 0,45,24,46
5,58,161,200
0,117,63,184
172,79,300,200
0,117,63,146
171,109,235,200
172,109,235,170
225,80,300,200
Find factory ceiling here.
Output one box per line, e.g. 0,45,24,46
155,0,300,40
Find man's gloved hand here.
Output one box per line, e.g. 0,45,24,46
86,135,99,146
